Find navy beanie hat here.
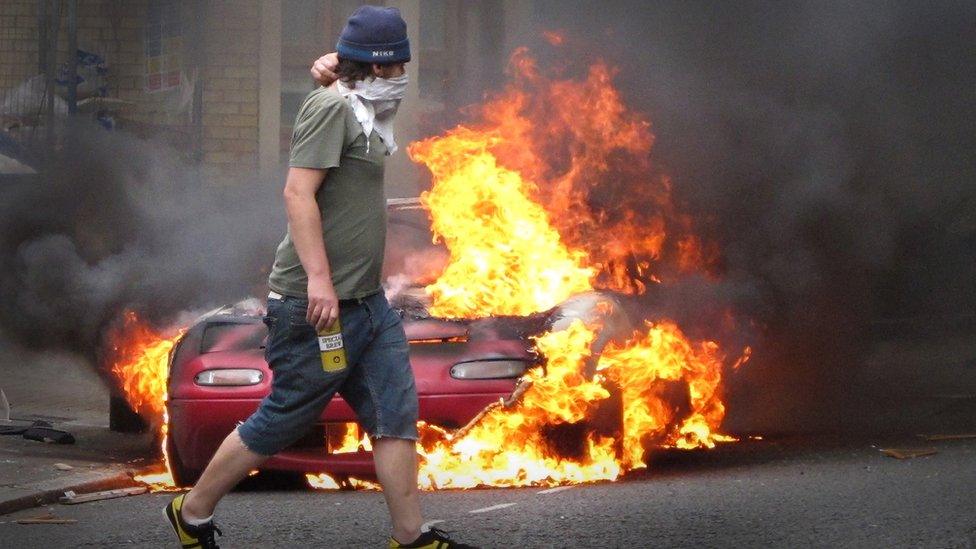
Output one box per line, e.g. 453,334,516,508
336,6,411,64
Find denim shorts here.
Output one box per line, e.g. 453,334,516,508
237,291,419,456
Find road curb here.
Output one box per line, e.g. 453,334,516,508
0,470,140,516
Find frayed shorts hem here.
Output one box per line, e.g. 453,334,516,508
236,424,279,457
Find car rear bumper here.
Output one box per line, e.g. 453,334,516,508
168,392,508,475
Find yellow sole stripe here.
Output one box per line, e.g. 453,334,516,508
171,494,202,546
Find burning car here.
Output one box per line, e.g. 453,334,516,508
114,52,745,491
164,290,632,486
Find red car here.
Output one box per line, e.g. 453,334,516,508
166,306,530,485
165,291,628,485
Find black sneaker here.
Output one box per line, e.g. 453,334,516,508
163,493,223,549
390,527,478,548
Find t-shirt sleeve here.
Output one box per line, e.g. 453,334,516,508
288,93,346,169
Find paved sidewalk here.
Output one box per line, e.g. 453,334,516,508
0,338,153,515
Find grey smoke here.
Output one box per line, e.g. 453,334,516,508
0,121,282,366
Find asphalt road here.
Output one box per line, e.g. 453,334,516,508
2,435,974,548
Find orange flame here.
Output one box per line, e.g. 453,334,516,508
416,321,618,488
409,50,714,319
109,311,180,421
394,49,746,488
542,30,566,46
411,319,736,489
598,321,730,457
107,311,183,491
331,422,372,454
306,473,382,491
409,127,594,318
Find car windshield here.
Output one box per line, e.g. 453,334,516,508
199,322,266,353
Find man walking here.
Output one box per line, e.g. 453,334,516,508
164,7,473,548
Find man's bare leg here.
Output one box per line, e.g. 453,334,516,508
180,428,268,521
373,437,423,543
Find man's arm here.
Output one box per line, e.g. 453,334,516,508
283,167,338,331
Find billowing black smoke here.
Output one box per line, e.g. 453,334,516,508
519,1,976,432
0,121,282,367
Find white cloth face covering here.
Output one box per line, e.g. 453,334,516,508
336,74,408,155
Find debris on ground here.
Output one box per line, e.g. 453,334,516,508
880,447,938,459
16,512,77,525
1,419,52,436
53,463,74,471
59,486,147,505
919,433,976,441
0,424,31,435
22,424,75,444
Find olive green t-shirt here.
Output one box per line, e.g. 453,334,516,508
268,86,388,299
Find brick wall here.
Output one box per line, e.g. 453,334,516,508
0,1,170,124
198,0,260,172
0,1,37,92
0,0,264,178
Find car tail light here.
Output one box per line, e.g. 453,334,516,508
450,360,527,380
194,368,264,386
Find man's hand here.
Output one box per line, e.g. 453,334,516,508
311,52,339,87
307,274,339,332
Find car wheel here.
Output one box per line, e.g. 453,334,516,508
109,395,147,433
165,430,202,487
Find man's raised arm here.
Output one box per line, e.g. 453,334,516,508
311,52,339,87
